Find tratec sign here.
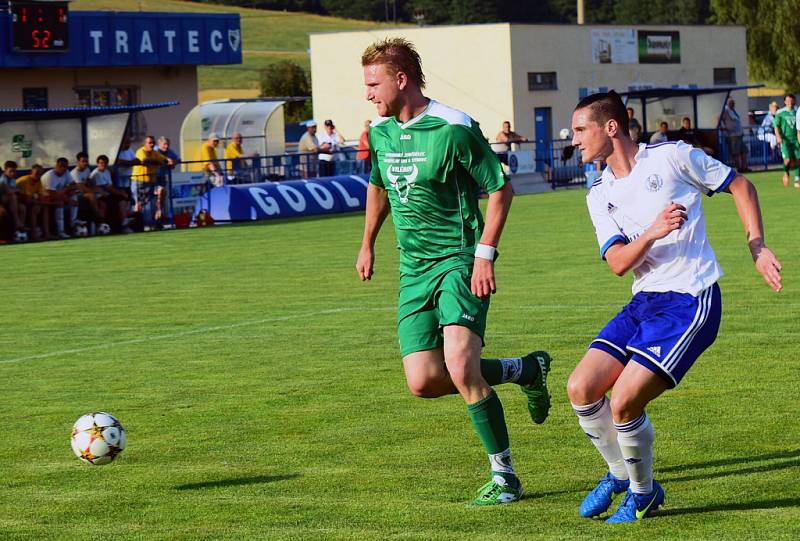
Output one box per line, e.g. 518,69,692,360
0,11,242,67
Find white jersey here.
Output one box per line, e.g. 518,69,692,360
42,169,71,191
587,141,735,296
71,166,91,184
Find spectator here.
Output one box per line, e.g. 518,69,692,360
298,120,321,177
41,157,73,239
224,132,257,182
0,160,26,242
201,133,224,186
318,119,345,177
156,136,179,224
760,101,779,151
131,135,167,226
115,135,137,205
15,164,51,241
90,155,131,233
649,121,670,144
71,151,97,230
627,107,642,143
720,98,748,172
494,121,528,150
678,117,713,154
356,119,371,174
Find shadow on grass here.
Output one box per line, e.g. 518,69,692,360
661,456,800,483
175,473,300,490
658,497,800,516
659,448,800,473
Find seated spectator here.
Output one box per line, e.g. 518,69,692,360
132,135,167,227
627,108,642,143
224,132,257,183
90,155,127,233
201,133,224,186
41,157,74,239
649,121,670,144
678,117,713,155
0,160,26,242
15,164,50,241
71,151,97,232
298,121,321,178
318,119,345,177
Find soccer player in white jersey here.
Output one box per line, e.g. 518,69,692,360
567,91,782,523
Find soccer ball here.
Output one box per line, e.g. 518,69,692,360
13,230,28,243
73,223,89,237
71,412,127,465
98,223,111,235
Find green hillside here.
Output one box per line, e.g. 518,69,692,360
71,0,402,90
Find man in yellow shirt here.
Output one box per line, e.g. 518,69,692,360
224,132,257,183
131,135,166,223
16,164,52,240
201,133,224,186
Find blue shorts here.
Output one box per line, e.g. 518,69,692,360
589,283,721,387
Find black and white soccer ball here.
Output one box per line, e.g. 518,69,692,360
71,412,127,465
73,223,89,237
98,223,111,235
13,230,28,243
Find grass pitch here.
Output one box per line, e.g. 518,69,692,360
1,170,798,540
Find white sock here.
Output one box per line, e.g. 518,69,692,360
498,357,523,383
615,413,655,494
573,397,628,480
55,208,65,234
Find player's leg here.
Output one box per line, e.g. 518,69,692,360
402,348,455,397
443,324,522,505
567,348,629,517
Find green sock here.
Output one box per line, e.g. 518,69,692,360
467,390,517,484
480,357,538,386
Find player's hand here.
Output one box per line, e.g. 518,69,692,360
752,244,783,292
471,257,496,298
356,246,375,281
646,203,687,241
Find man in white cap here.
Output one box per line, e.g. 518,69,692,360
298,121,321,178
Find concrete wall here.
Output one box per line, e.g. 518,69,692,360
311,23,747,144
310,24,514,143
0,66,197,156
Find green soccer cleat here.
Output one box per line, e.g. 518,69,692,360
469,475,524,507
520,351,552,424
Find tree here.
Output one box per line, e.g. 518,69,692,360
711,0,800,91
259,60,313,122
613,0,711,24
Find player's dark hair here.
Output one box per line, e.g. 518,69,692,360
56,157,69,166
4,160,17,169
574,90,630,137
785,93,795,101
30,164,43,172
362,37,426,89
97,155,109,164
76,151,88,161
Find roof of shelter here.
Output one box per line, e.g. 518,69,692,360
0,101,179,122
618,85,763,101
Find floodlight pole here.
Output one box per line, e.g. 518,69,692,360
577,0,585,24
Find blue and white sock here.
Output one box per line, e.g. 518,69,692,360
573,396,628,480
615,412,655,494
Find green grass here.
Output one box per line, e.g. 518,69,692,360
71,0,403,90
1,170,799,539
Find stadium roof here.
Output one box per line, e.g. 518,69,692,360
0,101,178,122
618,84,763,101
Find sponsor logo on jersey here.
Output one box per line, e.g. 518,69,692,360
400,134,411,140
647,345,661,357
607,202,617,214
646,174,664,192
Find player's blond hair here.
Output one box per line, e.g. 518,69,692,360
361,38,426,89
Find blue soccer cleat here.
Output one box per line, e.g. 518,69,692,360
579,472,630,518
605,481,665,524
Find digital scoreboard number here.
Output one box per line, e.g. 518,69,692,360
11,2,69,52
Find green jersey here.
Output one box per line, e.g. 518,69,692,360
369,100,508,273
774,109,798,143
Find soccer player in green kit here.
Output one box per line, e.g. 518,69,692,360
773,93,800,188
355,38,551,506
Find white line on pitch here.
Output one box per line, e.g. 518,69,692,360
0,306,394,365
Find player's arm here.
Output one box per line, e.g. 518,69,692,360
356,183,389,281
774,116,783,145
472,183,513,297
604,203,688,276
724,175,782,292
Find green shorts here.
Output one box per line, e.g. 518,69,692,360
781,140,800,162
397,258,489,357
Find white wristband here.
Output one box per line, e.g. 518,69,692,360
475,243,496,261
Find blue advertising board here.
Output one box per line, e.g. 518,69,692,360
0,11,241,68
193,176,369,222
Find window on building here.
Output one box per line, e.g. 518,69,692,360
714,68,736,85
528,72,557,91
22,87,48,109
75,86,145,138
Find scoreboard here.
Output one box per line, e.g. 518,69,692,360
10,2,69,52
